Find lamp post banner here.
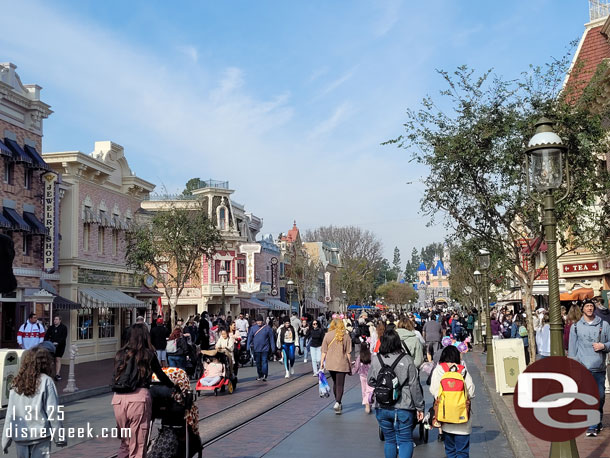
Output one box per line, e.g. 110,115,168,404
324,272,331,302
271,257,278,296
239,243,261,293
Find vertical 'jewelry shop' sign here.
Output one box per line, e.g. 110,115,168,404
239,243,261,293
43,172,58,272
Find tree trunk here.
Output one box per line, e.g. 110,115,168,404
522,283,537,365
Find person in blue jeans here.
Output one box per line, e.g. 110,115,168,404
247,315,276,381
568,300,610,437
278,317,297,378
166,326,188,370
368,330,424,458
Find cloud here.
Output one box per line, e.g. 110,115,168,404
316,68,356,99
177,45,199,63
372,0,403,37
308,102,353,139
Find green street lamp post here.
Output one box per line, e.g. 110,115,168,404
287,280,295,315
478,249,493,372
525,118,576,458
219,269,228,318
473,270,484,349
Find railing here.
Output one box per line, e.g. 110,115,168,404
590,0,610,21
197,179,229,189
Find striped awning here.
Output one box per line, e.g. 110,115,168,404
240,297,270,310
79,288,146,309
263,298,291,311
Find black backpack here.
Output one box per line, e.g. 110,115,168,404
111,351,140,393
374,353,406,406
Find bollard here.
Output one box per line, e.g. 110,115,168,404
63,345,79,393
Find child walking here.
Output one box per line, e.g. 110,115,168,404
2,346,66,457
352,341,374,413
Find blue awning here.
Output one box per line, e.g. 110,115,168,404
0,139,12,158
23,212,47,235
23,145,48,169
4,138,32,164
0,212,11,229
3,207,30,231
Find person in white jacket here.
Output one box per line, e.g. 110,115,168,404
17,313,45,350
430,345,475,457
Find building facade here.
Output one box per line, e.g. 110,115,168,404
414,247,451,308
43,141,156,363
0,62,60,348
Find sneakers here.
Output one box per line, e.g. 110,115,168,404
586,429,598,437
598,425,604,433
365,404,371,414
256,377,262,381
285,370,290,378
262,376,267,382
313,372,318,376
54,375,61,381
290,367,295,375
333,402,342,414
304,359,307,363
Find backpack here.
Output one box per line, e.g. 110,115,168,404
434,363,470,424
165,338,178,354
111,351,140,393
519,326,528,337
374,353,406,406
502,323,512,339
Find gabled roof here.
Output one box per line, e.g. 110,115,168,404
417,261,427,271
430,259,447,277
281,221,300,242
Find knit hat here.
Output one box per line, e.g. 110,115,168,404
39,341,56,356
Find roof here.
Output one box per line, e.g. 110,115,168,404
565,22,610,101
417,261,427,271
430,259,448,276
281,221,300,242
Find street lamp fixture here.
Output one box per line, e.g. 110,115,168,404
525,118,577,458
477,251,493,372
218,269,228,317
473,270,483,348
287,280,295,314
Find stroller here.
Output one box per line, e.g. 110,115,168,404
149,368,202,458
196,349,238,397
237,336,252,367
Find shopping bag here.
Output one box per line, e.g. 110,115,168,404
318,371,331,398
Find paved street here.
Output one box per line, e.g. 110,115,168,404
1,351,516,458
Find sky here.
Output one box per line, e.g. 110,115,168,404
1,0,590,264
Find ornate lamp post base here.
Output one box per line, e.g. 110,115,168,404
550,440,579,458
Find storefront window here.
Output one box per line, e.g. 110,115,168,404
98,307,116,338
77,308,93,340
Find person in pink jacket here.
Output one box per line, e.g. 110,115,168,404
352,340,374,413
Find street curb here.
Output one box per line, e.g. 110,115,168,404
0,385,111,420
476,356,535,458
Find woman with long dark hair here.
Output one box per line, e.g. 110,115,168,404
368,329,425,458
166,325,188,370
111,324,174,458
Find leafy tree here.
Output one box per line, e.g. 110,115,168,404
125,200,223,327
290,249,322,316
182,177,201,196
387,57,610,363
376,281,417,306
404,247,420,283
374,258,394,291
392,247,401,281
420,242,443,268
304,225,384,304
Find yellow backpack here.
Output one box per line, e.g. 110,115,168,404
435,363,470,424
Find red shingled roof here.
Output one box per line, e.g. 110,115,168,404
281,221,300,242
565,23,610,101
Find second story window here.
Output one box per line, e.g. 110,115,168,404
3,159,13,185
22,234,32,256
98,226,105,254
219,207,226,230
112,229,119,256
83,224,90,252
24,169,33,189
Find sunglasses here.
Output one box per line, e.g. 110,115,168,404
312,322,318,326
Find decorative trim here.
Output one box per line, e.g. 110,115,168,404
13,267,60,280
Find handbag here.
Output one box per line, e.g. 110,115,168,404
166,338,178,354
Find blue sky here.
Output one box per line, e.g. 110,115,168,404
1,0,589,263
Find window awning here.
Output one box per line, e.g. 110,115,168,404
23,212,47,235
4,138,32,164
3,207,30,231
53,294,81,310
240,297,270,310
263,298,291,311
83,207,99,224
79,288,146,309
23,145,49,170
0,212,11,229
304,298,327,310
560,287,594,302
0,139,12,158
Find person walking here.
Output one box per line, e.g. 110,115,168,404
535,313,550,358
466,311,475,341
352,340,374,413
308,319,325,375
111,324,174,458
2,346,67,457
166,326,189,370
423,314,443,354
319,318,352,414
368,329,425,458
564,306,582,352
247,315,276,381
568,300,610,437
429,345,475,457
396,317,424,368
290,312,302,353
150,318,170,366
299,317,310,363
17,313,45,350
278,317,297,378
44,315,68,381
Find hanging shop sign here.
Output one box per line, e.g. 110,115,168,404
42,172,58,272
324,271,331,303
563,262,600,273
239,243,261,293
271,257,278,296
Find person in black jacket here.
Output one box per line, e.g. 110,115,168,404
307,319,326,375
0,234,17,294
111,324,174,458
150,318,170,365
44,316,68,381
